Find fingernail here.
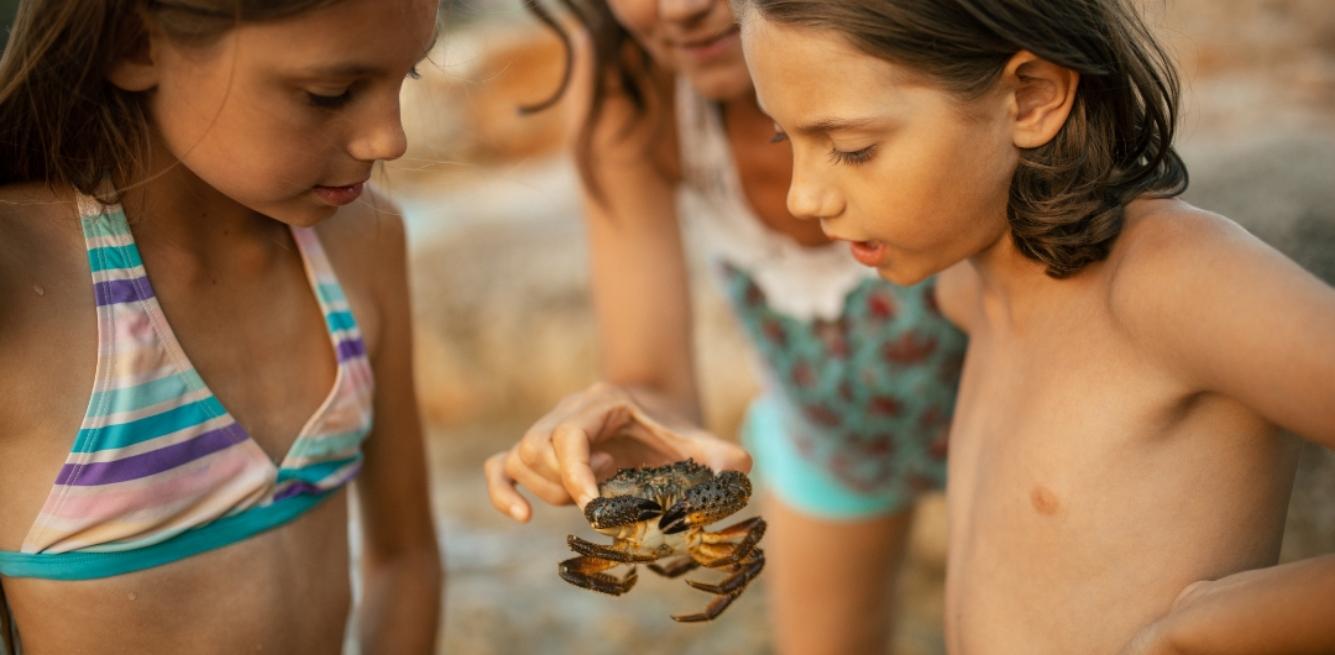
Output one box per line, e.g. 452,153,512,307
510,504,526,520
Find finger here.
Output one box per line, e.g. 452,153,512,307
688,435,754,473
590,451,616,477
553,423,601,508
516,430,565,486
505,449,575,506
483,452,530,522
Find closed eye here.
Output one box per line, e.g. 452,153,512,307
307,89,352,108
830,144,877,166
307,67,422,110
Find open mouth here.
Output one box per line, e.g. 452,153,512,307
848,240,887,267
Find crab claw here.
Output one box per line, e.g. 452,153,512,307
659,471,752,534
659,502,691,535
585,495,663,529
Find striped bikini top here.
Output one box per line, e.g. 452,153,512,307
0,194,374,581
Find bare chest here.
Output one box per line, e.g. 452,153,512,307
941,307,1297,653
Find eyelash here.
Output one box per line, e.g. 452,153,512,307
830,145,877,166
306,66,422,109
769,127,877,166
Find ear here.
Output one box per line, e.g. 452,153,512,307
106,12,162,93
1001,51,1079,149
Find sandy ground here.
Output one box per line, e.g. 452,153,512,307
383,2,1335,653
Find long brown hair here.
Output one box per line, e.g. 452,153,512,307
521,1,659,199
739,0,1188,277
0,0,344,198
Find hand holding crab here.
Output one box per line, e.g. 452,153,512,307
559,459,766,622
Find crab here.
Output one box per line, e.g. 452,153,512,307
558,459,766,622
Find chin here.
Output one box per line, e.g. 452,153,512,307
876,264,933,287
262,202,338,229
684,65,752,101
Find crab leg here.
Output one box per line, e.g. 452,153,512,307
647,556,700,578
686,548,765,594
566,535,660,562
558,556,639,596
672,548,766,622
697,517,767,566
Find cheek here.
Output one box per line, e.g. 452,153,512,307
856,119,1015,249
606,0,657,43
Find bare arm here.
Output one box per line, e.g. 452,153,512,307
484,38,749,520
1121,556,1335,655
1113,202,1335,447
353,206,442,653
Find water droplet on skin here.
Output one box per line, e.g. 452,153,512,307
33,284,44,296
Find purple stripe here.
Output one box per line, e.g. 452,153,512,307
336,338,366,361
273,461,362,501
56,424,249,486
273,481,323,501
94,277,154,306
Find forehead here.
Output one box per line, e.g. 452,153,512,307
740,13,907,121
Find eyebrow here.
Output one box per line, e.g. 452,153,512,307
755,100,880,135
296,36,438,79
793,116,879,134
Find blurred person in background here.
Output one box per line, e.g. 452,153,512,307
484,1,964,652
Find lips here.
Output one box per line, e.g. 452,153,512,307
675,25,738,49
672,25,739,61
848,240,887,267
312,182,365,207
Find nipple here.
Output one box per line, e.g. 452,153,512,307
1030,485,1061,516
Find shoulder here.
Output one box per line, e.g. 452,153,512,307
1104,196,1328,350
933,261,981,333
0,183,78,291
1106,197,1270,318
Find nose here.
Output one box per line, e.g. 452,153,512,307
348,97,408,163
786,158,843,222
659,0,712,22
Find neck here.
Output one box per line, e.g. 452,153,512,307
967,229,1054,328
116,132,290,269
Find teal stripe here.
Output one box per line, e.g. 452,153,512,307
88,371,206,418
276,456,360,485
316,282,346,303
81,213,131,239
87,245,143,272
0,492,335,580
286,431,367,460
74,397,226,453
325,310,357,333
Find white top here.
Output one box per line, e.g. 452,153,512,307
674,78,872,322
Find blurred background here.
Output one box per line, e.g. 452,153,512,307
4,1,1335,653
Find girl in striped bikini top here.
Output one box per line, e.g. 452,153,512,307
0,0,442,652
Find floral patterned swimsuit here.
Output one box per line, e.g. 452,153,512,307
676,81,966,516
